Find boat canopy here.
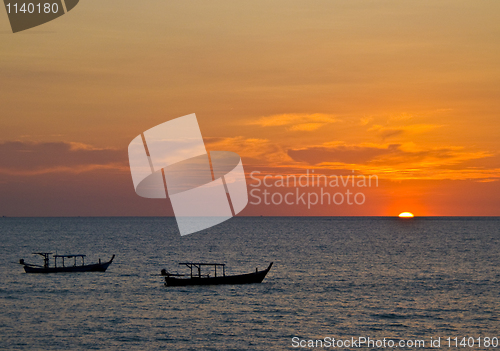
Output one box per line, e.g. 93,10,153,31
178,262,226,278
31,253,86,258
30,253,88,268
179,262,225,267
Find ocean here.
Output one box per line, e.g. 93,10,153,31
1,217,499,350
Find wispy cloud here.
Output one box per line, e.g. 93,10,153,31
204,136,291,165
288,143,401,165
368,124,443,140
0,141,127,175
248,113,337,131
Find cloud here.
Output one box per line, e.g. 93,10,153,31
204,136,290,165
0,141,127,175
248,113,336,131
368,124,443,140
359,117,373,126
286,142,496,181
288,144,401,164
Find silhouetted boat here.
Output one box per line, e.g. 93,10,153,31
20,252,115,273
162,262,273,286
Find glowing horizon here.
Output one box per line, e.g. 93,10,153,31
398,212,415,218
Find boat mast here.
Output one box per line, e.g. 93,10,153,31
33,253,52,269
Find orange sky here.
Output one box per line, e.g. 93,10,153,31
1,1,499,216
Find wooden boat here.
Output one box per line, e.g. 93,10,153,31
20,252,115,273
162,262,273,286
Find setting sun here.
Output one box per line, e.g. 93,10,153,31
398,212,415,218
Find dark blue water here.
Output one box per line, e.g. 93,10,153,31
1,217,499,350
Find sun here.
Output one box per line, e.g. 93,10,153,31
398,212,414,218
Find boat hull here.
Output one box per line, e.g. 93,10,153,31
22,255,115,273
165,262,273,286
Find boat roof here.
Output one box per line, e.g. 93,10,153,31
179,262,225,267
31,253,86,258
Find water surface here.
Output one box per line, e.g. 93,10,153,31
1,217,499,350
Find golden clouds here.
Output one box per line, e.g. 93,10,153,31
286,141,497,181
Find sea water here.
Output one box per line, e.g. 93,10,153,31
0,217,499,350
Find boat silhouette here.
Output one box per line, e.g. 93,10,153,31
20,252,115,273
162,262,273,286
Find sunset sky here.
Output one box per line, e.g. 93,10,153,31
1,0,499,216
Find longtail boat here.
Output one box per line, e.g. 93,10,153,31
20,252,115,273
162,262,273,286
